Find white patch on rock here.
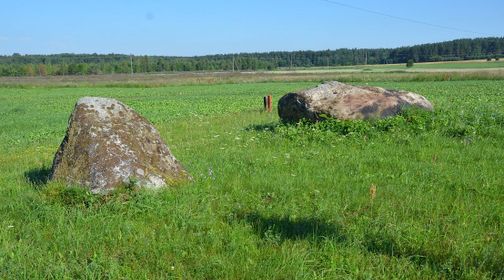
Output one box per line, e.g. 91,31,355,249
145,174,166,189
77,97,125,121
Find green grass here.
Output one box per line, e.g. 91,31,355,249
1,80,504,278
282,60,504,72
398,60,504,69
2,61,504,89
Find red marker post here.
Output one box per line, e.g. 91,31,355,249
267,95,273,112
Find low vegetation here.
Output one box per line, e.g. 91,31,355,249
1,79,503,278
1,67,504,88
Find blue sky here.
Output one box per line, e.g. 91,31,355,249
1,0,503,56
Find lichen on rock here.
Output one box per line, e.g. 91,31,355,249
50,97,191,193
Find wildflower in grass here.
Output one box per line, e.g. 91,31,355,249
208,168,215,180
369,184,377,200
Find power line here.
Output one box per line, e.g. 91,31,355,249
317,0,490,36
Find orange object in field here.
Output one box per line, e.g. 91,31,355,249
263,95,273,112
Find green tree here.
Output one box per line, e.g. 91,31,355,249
38,64,47,76
23,64,35,76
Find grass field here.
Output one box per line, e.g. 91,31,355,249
275,60,504,73
1,78,504,278
1,60,504,88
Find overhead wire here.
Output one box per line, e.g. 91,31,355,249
317,0,491,36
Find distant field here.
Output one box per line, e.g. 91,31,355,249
275,59,504,73
1,65,503,88
404,59,504,69
1,79,503,278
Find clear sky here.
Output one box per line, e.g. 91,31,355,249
1,0,503,56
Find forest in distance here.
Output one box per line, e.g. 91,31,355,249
0,37,503,76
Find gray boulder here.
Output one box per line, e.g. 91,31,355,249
278,81,433,122
51,97,191,193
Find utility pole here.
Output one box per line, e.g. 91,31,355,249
232,54,235,72
130,55,133,76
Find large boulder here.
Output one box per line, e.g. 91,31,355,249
50,97,191,193
278,81,433,122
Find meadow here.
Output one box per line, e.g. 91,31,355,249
275,59,504,73
1,77,504,278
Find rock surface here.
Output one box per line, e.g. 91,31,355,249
50,97,190,193
278,81,433,122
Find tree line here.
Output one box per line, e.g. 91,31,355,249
0,37,503,76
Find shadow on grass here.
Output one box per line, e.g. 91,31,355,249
234,212,345,243
361,231,504,278
244,122,279,133
234,211,504,277
24,166,51,187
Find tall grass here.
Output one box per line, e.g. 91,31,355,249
0,80,503,278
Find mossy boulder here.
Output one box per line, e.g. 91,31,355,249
278,81,433,122
50,97,191,193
